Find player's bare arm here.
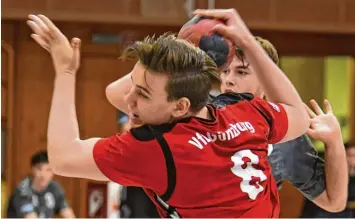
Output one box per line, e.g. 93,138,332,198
26,14,108,181
24,212,38,218
60,207,76,218
193,9,310,143
106,73,132,114
305,99,347,212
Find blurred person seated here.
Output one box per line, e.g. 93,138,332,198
300,141,355,218
118,115,160,218
6,150,75,218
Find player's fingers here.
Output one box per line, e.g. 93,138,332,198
324,99,333,114
28,15,50,33
38,14,62,40
304,103,316,118
28,14,55,43
310,99,324,115
193,9,234,21
67,37,81,73
38,14,57,30
213,24,234,40
30,34,50,52
26,20,51,42
306,128,316,138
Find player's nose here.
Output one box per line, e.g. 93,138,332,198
124,89,137,108
225,74,236,86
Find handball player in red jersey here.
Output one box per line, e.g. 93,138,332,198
27,9,310,217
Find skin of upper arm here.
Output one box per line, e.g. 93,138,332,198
278,103,310,143
52,138,109,181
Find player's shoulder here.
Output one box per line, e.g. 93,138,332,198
47,180,64,192
211,92,255,108
16,176,31,189
14,176,32,196
130,123,179,141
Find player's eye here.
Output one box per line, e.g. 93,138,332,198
237,71,249,76
137,90,149,99
222,69,230,74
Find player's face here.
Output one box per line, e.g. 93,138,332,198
124,62,181,125
346,147,355,176
220,56,264,97
32,163,54,189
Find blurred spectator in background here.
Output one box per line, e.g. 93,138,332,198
300,141,355,218
6,150,75,218
118,114,160,218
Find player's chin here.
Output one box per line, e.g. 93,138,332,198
131,117,144,126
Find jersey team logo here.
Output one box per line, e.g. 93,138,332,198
268,102,280,112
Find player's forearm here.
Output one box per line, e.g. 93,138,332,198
241,37,309,139
47,73,80,170
322,134,348,212
24,212,38,218
60,208,76,218
105,73,132,114
241,37,303,108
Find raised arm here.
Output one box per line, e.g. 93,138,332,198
193,9,310,143
105,73,131,114
26,14,108,181
305,99,347,212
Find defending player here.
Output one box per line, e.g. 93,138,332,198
217,37,348,212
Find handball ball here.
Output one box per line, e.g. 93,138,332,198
178,16,235,70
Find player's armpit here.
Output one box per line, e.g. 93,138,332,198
52,138,109,181
278,104,310,143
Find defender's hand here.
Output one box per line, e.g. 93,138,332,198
306,99,342,144
26,14,81,74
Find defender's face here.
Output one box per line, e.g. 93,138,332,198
220,56,264,98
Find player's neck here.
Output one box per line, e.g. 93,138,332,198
195,106,213,121
31,180,47,192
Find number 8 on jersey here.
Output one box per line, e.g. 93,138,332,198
231,149,267,200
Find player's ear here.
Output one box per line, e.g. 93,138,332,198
172,97,191,118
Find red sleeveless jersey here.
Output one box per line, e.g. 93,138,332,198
93,93,288,218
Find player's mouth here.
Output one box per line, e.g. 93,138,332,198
129,112,142,125
224,88,235,93
129,112,139,119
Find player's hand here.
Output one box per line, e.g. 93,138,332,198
193,9,253,48
305,99,342,144
26,14,81,75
